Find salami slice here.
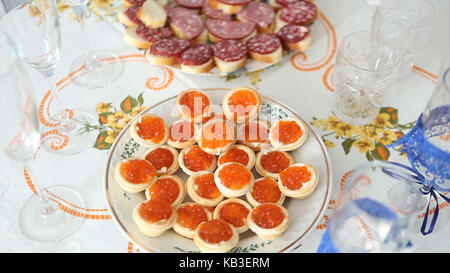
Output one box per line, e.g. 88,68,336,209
206,19,256,40
136,25,174,42
168,7,204,40
213,40,247,62
246,33,281,54
216,0,253,6
202,0,232,21
279,0,318,26
150,37,191,57
124,6,144,25
177,44,214,65
125,0,146,7
275,0,299,7
277,24,310,43
237,2,275,29
167,6,197,18
175,0,204,9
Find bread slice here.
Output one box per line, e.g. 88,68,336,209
236,15,276,34
123,26,150,49
208,0,243,14
275,10,288,32
180,58,215,74
214,56,247,73
170,23,208,44
155,0,168,7
285,33,312,51
122,0,141,8
191,27,209,44
267,0,283,9
208,29,256,44
137,0,167,28
248,45,283,63
118,8,139,27
145,49,177,66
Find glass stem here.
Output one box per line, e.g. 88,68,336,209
24,162,59,216
44,74,73,133
420,181,433,194
77,4,102,71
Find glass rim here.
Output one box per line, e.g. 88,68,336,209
376,0,435,30
338,31,401,73
443,67,450,90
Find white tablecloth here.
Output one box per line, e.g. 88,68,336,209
0,0,449,252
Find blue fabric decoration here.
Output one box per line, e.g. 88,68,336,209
317,198,399,253
387,106,450,235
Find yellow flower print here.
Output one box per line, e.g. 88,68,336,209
28,5,43,18
352,138,375,153
335,123,356,138
357,125,377,140
91,0,115,8
96,102,111,114
57,2,71,13
107,110,131,128
324,139,335,148
372,113,392,128
131,106,147,117
246,69,263,87
116,117,131,129
311,119,329,130
105,130,118,144
374,128,398,146
324,116,344,131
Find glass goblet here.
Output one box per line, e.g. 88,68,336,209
0,0,98,156
0,37,86,243
370,0,435,78
317,161,423,252
66,0,124,89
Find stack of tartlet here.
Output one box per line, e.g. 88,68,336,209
114,87,319,252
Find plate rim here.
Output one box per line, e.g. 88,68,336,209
103,88,333,253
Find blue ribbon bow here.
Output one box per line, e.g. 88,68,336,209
381,161,450,235
387,110,450,235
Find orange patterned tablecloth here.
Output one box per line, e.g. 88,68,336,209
0,0,449,253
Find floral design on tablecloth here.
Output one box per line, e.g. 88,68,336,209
311,107,416,161
222,69,264,88
81,93,147,150
57,0,121,24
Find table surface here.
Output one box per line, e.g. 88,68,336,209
1,0,449,253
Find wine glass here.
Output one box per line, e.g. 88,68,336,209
370,0,435,78
0,35,86,242
406,66,450,234
66,0,124,89
0,0,98,156
317,161,423,252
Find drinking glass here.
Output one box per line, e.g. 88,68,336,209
334,31,401,125
0,36,85,242
317,161,423,253
0,0,97,156
66,0,124,89
405,66,450,233
370,0,435,78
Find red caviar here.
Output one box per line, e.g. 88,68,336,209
120,159,157,184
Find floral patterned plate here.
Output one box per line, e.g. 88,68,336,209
103,88,332,253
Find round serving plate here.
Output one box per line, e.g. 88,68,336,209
103,88,332,253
